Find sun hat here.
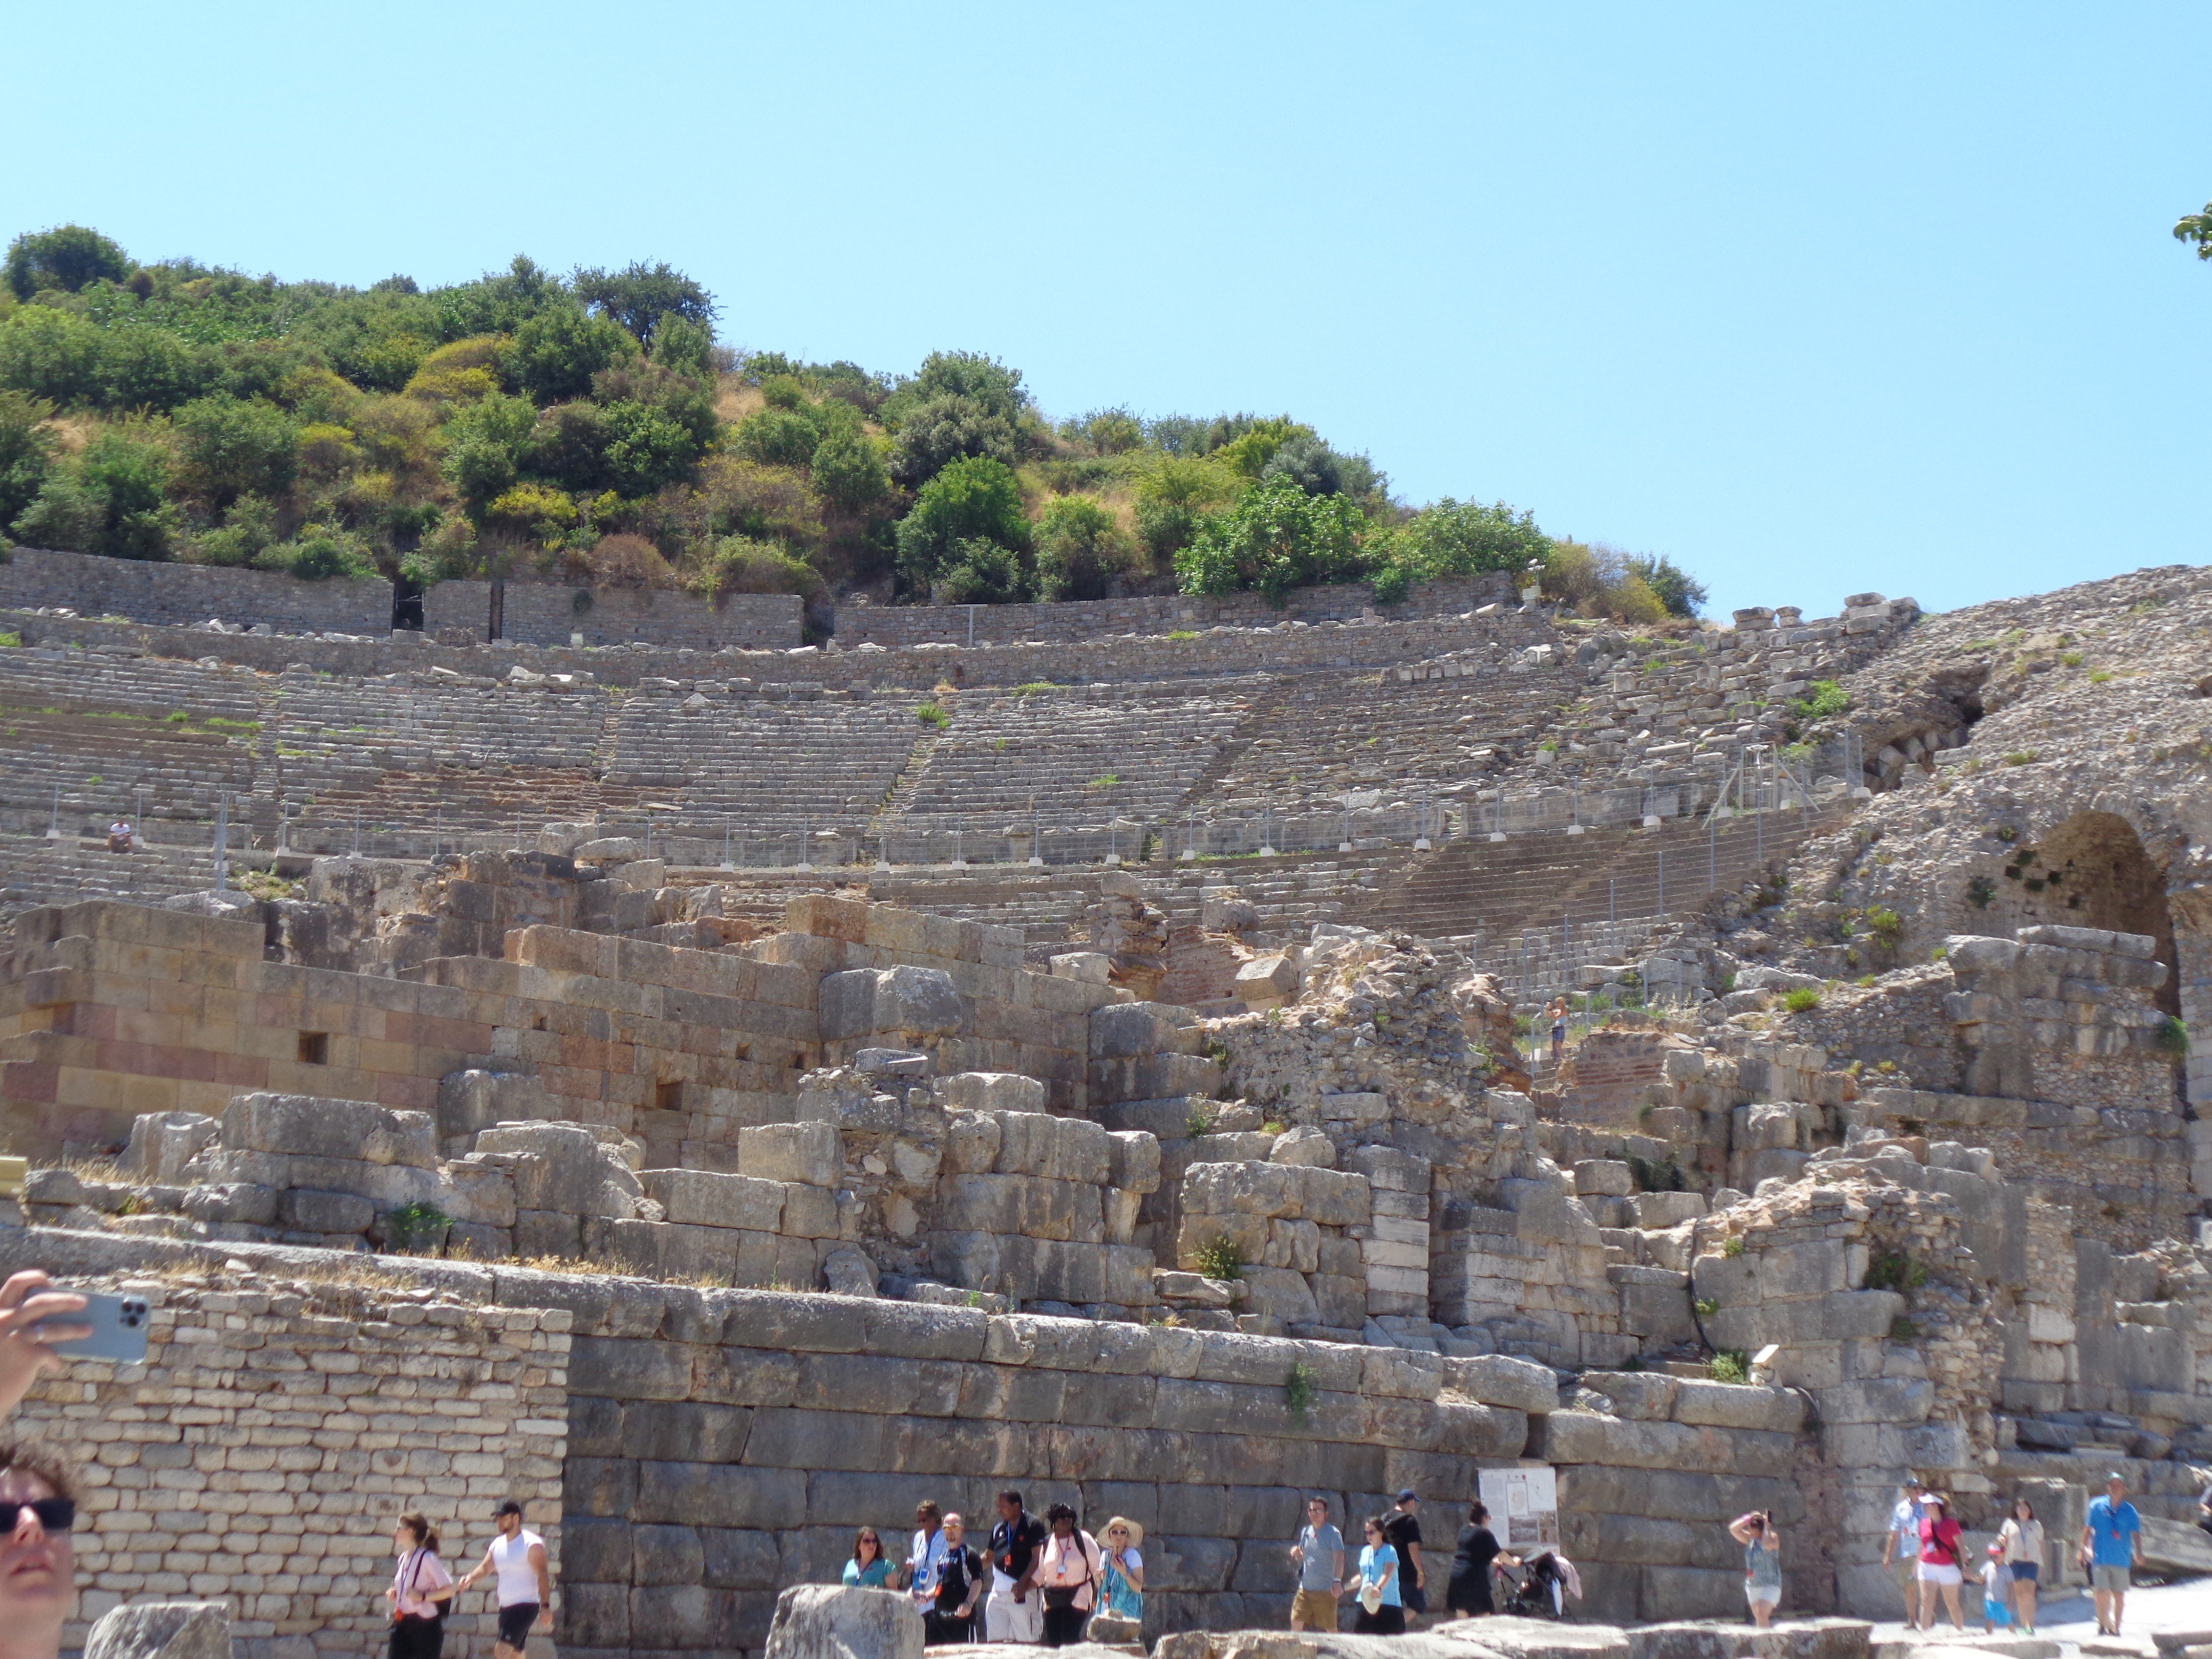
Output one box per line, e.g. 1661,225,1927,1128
1104,1516,1144,1547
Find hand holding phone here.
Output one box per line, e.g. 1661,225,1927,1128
32,1290,147,1364
0,1271,91,1419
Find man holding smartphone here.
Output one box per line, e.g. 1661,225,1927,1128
0,1273,91,1422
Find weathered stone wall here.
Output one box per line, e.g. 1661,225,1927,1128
0,1253,568,1659
421,584,800,652
0,547,394,636
0,598,1557,694
831,573,1516,647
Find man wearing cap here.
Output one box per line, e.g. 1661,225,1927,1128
1384,1490,1426,1618
456,1500,551,1659
1881,1477,1928,1629
2081,1473,2142,1636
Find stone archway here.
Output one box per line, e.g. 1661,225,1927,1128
1980,809,2183,1017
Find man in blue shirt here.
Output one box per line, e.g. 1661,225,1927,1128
2081,1472,2143,1636
1880,1477,1928,1628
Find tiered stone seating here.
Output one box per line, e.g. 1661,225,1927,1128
0,836,218,917
273,671,613,849
0,647,264,839
605,688,922,839
889,680,1266,841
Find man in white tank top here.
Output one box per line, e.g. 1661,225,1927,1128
456,1499,550,1659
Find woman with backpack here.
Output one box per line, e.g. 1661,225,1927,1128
1032,1503,1102,1647
386,1512,456,1659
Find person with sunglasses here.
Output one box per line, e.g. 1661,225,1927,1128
0,1438,75,1659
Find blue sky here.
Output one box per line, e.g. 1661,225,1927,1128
8,2,2209,618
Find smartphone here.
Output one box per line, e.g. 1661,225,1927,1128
35,1290,150,1363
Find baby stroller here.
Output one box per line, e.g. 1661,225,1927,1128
1498,1550,1577,1621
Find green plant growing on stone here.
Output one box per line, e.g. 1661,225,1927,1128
1186,1104,1216,1138
0,633,19,649
2158,1015,2191,1058
1721,1236,1746,1259
1167,630,1200,641
914,702,949,728
1889,1315,1919,1341
1284,1360,1318,1422
1863,1251,1927,1293
1694,1297,1719,1318
1966,877,1995,909
382,1200,451,1255
1192,1234,1245,1281
1782,987,1822,1014
1708,1349,1750,1385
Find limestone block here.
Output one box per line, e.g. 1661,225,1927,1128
1574,1158,1634,1197
437,1159,518,1228
1178,1211,1268,1270
1630,1191,1707,1228
1270,1126,1335,1168
84,1601,231,1659
818,965,965,1041
943,1110,1001,1174
741,1121,842,1188
117,1111,219,1184
1293,1165,1372,1227
1232,954,1300,1008
1528,1409,1795,1474
995,1112,1111,1183
939,1172,1099,1242
1442,1353,1561,1414
574,836,642,861
1581,1370,1680,1420
181,1182,276,1226
1242,1265,1319,1326
435,1069,549,1143
779,1183,844,1239
1344,1144,1430,1193
936,1072,1048,1115
222,1092,437,1167
1048,951,1110,984
642,1169,789,1232
278,1188,375,1234
793,1075,901,1133
1105,1187,1143,1243
1107,1130,1161,1194
821,1246,879,1297
1183,1159,1307,1220
475,1121,646,1217
1090,1001,1199,1059
762,1584,922,1659
1100,1097,1204,1140
514,1208,580,1259
1311,1273,1367,1329
1670,1379,1805,1433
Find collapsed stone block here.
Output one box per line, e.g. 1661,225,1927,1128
222,1093,437,1169
117,1111,219,1185
818,966,964,1042
740,1122,841,1188
473,1121,644,1217
641,1168,789,1231
435,1069,550,1146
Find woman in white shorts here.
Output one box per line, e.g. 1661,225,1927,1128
1916,1494,1967,1631
1728,1512,1781,1627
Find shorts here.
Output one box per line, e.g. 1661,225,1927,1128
495,1604,539,1649
2092,1564,2132,1593
2010,1562,2038,1583
1918,1562,1963,1587
1403,1581,1427,1615
1353,1604,1405,1635
1746,1582,1781,1609
985,1586,1043,1644
1292,1589,1339,1629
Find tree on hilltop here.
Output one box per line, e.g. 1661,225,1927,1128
6,225,131,301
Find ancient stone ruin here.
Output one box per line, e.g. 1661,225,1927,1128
5,561,2212,1658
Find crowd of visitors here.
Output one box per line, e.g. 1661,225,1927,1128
0,1265,2178,1655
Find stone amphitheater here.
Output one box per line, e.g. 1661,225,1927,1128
5,544,2212,1659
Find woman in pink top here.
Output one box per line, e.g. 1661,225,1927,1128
1032,1503,1102,1647
387,1512,456,1659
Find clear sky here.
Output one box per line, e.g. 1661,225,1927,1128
8,2,2209,619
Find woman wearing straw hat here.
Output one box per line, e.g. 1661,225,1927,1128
1100,1517,1144,1622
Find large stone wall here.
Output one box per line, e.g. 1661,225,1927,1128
0,1249,569,1659
0,546,393,636
422,584,800,652
833,573,1516,647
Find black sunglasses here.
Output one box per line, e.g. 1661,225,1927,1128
9,1499,72,1533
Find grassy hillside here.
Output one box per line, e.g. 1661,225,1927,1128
0,223,1704,624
